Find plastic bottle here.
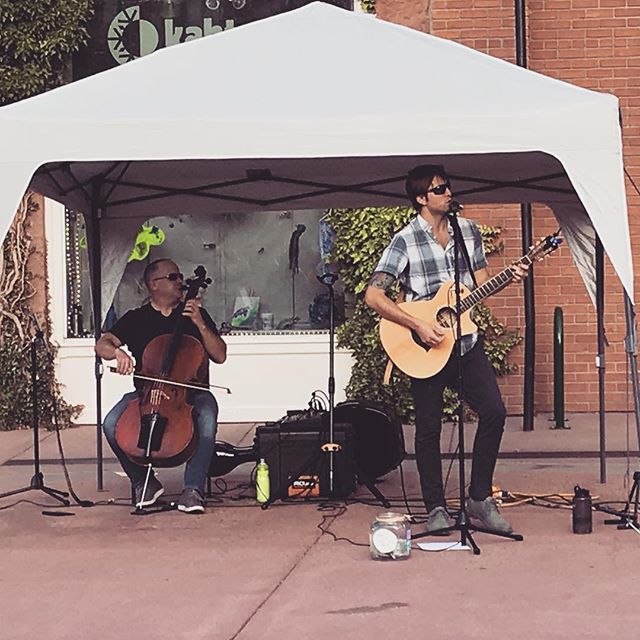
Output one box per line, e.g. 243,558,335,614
572,485,592,534
256,458,270,504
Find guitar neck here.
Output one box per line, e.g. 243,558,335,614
460,254,533,313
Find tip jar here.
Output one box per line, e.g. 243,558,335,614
369,512,411,560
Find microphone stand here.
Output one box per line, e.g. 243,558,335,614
318,272,389,505
603,293,640,530
0,323,69,505
446,205,478,552
412,201,522,554
322,272,338,493
288,224,306,326
261,271,389,508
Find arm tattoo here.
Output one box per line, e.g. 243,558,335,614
368,272,395,290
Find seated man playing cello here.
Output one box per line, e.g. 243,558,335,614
96,259,227,513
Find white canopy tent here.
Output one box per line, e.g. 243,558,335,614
0,2,633,315
0,1,636,489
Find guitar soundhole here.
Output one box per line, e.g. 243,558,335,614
436,307,456,329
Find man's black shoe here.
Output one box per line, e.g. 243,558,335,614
178,488,205,514
134,475,164,508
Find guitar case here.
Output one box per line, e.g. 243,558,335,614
333,400,405,481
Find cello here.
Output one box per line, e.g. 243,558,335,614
114,266,212,467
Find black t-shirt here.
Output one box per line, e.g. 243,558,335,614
109,302,219,391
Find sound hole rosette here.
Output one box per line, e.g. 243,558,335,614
435,306,456,329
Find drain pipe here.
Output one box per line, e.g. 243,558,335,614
515,0,536,431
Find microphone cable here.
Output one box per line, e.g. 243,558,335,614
32,313,94,509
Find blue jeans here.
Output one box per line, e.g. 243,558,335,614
103,390,219,495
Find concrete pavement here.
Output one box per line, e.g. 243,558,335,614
1,413,639,640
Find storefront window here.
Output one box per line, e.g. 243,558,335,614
64,209,345,337
65,209,94,337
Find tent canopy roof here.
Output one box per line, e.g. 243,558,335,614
0,2,632,300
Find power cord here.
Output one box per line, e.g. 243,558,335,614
308,389,329,412
51,383,94,508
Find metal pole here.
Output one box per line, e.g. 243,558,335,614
515,0,527,67
521,206,535,431
31,335,40,479
596,236,606,482
328,278,335,493
91,181,104,491
515,0,536,431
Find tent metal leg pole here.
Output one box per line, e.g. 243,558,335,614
90,184,104,491
521,203,535,431
623,292,640,455
596,236,606,483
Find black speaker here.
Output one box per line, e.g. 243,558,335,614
255,415,356,499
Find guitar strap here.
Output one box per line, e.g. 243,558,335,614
383,288,406,386
451,220,478,288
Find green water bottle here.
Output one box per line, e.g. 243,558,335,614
256,458,270,504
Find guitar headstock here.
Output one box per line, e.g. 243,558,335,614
522,230,563,264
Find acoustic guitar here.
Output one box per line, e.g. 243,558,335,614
379,231,563,379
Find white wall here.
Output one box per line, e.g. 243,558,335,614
45,199,353,424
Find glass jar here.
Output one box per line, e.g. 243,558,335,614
369,512,411,560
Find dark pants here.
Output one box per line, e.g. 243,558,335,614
410,340,506,512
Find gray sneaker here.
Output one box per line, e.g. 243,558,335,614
134,475,164,508
426,506,452,534
178,488,205,514
467,497,513,533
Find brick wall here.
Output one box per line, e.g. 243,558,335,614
376,0,639,413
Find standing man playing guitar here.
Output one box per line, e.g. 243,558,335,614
365,165,527,534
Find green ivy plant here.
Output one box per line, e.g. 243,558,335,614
0,195,82,430
0,0,93,105
0,2,92,428
324,206,522,422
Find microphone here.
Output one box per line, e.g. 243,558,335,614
32,313,45,337
448,200,464,214
31,313,50,352
317,271,338,286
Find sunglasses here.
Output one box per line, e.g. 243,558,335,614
427,182,451,196
153,272,184,282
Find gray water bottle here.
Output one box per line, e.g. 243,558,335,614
572,485,592,534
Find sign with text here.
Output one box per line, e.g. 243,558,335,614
73,0,353,79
